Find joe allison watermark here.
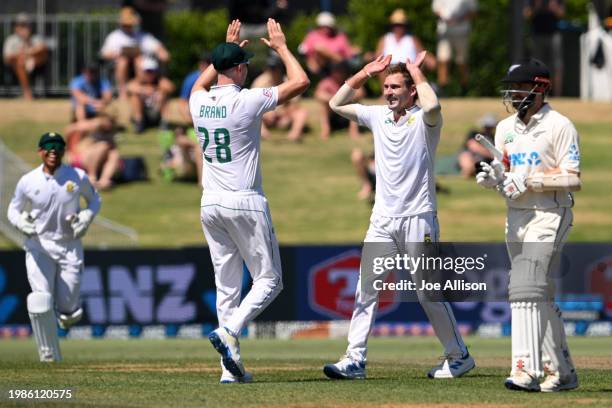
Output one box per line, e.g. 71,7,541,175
366,251,490,301
373,279,487,292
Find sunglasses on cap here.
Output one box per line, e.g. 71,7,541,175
40,142,65,152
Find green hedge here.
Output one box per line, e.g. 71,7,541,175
164,9,228,88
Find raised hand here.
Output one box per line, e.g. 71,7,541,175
260,18,287,51
363,54,392,76
226,19,248,48
406,50,427,71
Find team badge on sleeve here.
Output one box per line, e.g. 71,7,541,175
66,181,75,193
263,88,273,98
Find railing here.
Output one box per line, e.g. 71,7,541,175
0,14,117,96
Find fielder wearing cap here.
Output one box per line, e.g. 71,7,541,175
476,58,581,392
7,132,101,363
189,18,309,384
211,42,254,71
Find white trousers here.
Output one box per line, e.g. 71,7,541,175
24,236,83,314
200,192,283,336
346,212,467,362
506,206,575,377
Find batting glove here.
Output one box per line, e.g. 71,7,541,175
476,160,504,189
501,172,527,200
71,209,94,239
16,211,36,236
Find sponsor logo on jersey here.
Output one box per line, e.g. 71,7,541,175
384,118,393,124
510,151,541,167
66,181,75,193
568,144,580,161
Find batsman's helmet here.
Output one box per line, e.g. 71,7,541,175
501,58,551,117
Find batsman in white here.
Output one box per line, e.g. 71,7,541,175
7,132,100,362
476,58,580,392
322,52,475,380
189,19,309,383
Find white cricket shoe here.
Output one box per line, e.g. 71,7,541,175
428,352,475,379
504,369,540,392
323,355,366,380
540,371,579,392
208,327,246,378
220,369,253,384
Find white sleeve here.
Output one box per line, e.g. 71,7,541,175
141,33,162,55
7,177,28,226
355,104,373,129
100,31,118,56
555,121,580,173
244,87,278,117
79,172,101,215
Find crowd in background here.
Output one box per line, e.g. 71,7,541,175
2,1,607,194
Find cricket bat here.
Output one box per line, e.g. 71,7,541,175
474,133,504,162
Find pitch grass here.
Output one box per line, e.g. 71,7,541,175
0,337,611,407
1,98,611,248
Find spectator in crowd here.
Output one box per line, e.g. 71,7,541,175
252,54,309,141
299,12,359,75
126,57,175,133
432,0,478,95
373,9,436,77
351,148,376,201
100,7,169,98
70,63,113,122
179,52,212,123
457,113,497,178
160,125,203,183
524,0,565,96
315,62,364,140
64,114,121,191
2,13,48,100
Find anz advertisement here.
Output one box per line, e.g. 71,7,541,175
0,244,610,336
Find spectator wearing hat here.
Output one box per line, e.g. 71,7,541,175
252,54,309,141
179,52,212,123
374,9,436,70
298,11,359,75
2,13,49,100
432,0,478,95
457,113,498,177
126,56,175,133
69,63,113,122
100,7,169,99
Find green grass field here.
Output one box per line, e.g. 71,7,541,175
1,98,611,248
1,337,611,407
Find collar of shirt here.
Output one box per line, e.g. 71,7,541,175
210,84,241,94
385,105,420,126
513,103,551,133
38,163,65,180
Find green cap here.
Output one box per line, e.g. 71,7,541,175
211,43,253,72
38,132,66,150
